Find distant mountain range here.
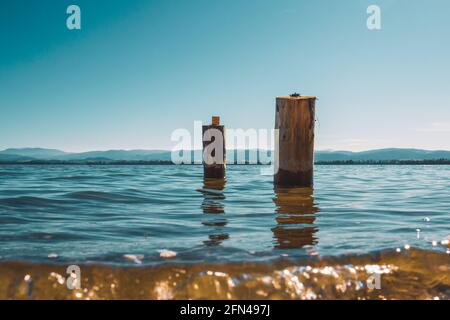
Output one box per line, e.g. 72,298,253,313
0,147,449,163
314,148,450,162
0,148,172,162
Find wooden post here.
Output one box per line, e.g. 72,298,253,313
274,94,316,187
202,116,226,178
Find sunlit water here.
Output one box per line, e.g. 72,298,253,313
0,165,449,299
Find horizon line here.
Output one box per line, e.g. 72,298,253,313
1,147,450,154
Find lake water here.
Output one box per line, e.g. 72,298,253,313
0,165,449,299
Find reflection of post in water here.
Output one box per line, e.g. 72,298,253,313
199,178,229,246
272,187,319,250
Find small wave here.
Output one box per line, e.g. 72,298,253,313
0,171,25,176
106,173,136,178
0,248,448,300
0,216,29,224
64,191,151,203
0,232,90,241
0,196,67,207
169,172,200,178
44,175,97,181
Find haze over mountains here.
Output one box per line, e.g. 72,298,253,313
1,148,449,163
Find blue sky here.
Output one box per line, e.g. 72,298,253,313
1,0,449,152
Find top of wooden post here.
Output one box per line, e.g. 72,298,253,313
277,93,316,101
277,96,317,101
211,116,220,126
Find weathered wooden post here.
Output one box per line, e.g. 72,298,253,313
202,116,226,178
274,94,316,187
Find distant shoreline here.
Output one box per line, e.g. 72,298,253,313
2,148,450,165
1,160,449,165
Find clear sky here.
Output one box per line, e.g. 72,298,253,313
1,0,449,152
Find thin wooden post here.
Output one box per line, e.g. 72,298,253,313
274,94,316,187
202,116,226,178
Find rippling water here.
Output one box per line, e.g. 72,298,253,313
0,165,449,299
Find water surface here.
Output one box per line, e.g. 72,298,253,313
0,165,449,299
